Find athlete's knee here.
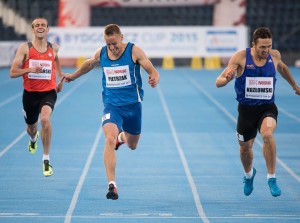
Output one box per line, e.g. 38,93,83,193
40,116,51,128
128,144,137,150
125,134,140,150
105,134,117,148
27,124,38,135
127,141,138,150
240,146,251,155
261,131,274,144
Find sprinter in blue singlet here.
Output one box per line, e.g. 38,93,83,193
216,27,300,197
63,24,160,200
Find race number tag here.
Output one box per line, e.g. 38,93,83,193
104,65,132,88
28,59,52,80
245,77,273,100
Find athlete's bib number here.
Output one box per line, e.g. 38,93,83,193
104,65,132,88
245,77,273,100
28,59,52,80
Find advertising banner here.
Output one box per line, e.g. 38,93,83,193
48,26,248,58
0,41,22,67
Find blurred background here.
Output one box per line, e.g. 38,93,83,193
0,0,299,68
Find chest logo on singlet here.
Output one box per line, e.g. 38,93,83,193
245,76,273,100
104,65,132,88
28,59,52,80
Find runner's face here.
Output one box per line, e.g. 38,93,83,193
105,34,123,56
32,19,49,39
254,38,272,60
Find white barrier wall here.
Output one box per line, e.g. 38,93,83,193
47,26,248,58
0,26,248,67
0,41,23,67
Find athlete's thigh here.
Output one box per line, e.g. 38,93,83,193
258,103,278,134
237,103,258,142
102,104,123,132
260,116,277,137
23,90,39,125
40,105,53,121
38,89,57,113
122,102,142,135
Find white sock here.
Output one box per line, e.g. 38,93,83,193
117,132,123,143
267,173,275,179
43,154,50,161
245,168,253,179
108,181,117,188
30,133,38,142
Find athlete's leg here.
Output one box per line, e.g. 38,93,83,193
239,138,255,173
40,105,53,156
121,102,142,150
103,122,119,182
124,132,140,150
239,138,256,196
27,122,38,139
260,116,277,175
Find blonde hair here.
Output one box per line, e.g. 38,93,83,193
104,24,121,36
31,17,49,28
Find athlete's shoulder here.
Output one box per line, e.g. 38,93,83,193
47,41,60,53
236,49,247,57
16,42,31,56
229,49,246,65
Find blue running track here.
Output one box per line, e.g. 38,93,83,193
0,67,300,223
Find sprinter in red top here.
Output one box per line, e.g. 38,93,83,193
10,17,64,177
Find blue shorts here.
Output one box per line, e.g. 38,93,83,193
102,102,142,135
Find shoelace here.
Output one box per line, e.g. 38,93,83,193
44,161,51,171
30,141,36,148
243,177,252,184
269,179,278,190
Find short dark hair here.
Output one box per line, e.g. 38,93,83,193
252,27,272,44
104,24,121,36
31,17,48,28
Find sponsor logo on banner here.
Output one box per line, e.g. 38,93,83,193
49,26,247,58
206,30,238,53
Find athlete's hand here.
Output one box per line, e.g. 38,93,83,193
224,67,237,82
294,85,300,95
29,66,43,73
148,73,160,88
63,73,75,83
56,76,65,93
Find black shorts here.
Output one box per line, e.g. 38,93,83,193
22,89,57,125
236,103,278,142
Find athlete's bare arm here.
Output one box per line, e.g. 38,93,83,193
10,43,42,78
132,45,159,88
270,50,300,95
216,50,246,88
64,48,101,82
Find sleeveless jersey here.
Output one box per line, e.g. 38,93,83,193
23,42,56,92
234,48,277,105
100,42,143,106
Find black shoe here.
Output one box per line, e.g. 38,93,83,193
43,160,53,177
106,183,118,200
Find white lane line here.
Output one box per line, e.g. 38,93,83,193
64,126,102,223
157,86,210,223
0,92,22,108
0,214,299,220
0,131,27,158
0,79,86,158
278,106,300,123
189,78,300,184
